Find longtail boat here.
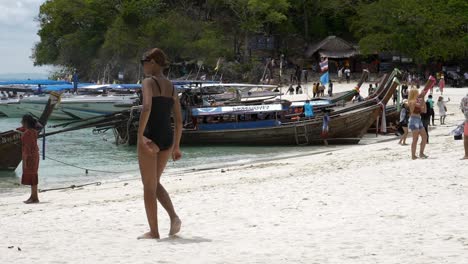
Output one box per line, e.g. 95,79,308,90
180,72,400,146
0,92,61,171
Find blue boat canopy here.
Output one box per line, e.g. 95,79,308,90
42,83,95,91
0,80,70,86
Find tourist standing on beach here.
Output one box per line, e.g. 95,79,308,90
398,100,409,145
408,88,428,159
461,94,468,159
344,68,351,83
438,75,445,95
421,100,431,143
401,83,409,99
312,83,317,98
368,84,373,96
338,67,343,83
72,70,79,94
18,115,40,204
427,95,435,126
138,48,182,239
437,96,450,125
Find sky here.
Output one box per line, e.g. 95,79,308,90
0,0,50,75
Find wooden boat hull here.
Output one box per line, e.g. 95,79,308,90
0,131,23,170
181,104,381,146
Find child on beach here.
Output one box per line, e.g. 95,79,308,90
437,96,450,125
18,115,40,204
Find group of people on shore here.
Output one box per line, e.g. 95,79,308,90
398,84,468,160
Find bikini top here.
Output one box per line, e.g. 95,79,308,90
412,103,422,115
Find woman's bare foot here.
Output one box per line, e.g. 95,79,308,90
169,217,182,236
137,232,160,240
412,156,418,160
24,198,39,204
461,156,468,160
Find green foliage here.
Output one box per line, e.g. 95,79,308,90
351,0,468,62
33,0,467,81
224,0,289,33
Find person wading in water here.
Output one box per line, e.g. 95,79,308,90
138,48,183,239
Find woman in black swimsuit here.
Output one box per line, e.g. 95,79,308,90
138,48,183,239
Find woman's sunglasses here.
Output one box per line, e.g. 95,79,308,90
140,58,151,65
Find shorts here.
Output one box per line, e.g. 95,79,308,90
465,121,468,136
408,116,424,131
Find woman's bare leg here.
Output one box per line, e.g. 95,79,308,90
402,127,408,144
463,135,468,159
138,148,160,239
419,128,428,157
31,185,39,201
411,130,419,159
156,149,182,235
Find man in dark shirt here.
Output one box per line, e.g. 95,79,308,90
72,71,79,94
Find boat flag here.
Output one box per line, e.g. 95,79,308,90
320,71,329,86
420,75,436,97
320,58,329,72
214,58,221,71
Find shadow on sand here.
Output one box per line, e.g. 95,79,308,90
158,235,212,244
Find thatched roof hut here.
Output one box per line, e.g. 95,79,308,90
305,36,359,59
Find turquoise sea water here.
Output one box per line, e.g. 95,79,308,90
0,117,331,193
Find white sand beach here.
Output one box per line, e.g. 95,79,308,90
1,86,468,264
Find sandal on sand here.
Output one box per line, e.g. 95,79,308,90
420,154,429,159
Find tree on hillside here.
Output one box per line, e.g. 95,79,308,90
351,0,468,62
223,0,289,59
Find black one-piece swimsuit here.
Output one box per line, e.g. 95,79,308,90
143,77,175,151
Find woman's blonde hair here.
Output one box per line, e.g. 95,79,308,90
408,88,419,102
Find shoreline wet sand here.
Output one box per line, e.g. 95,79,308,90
1,87,468,264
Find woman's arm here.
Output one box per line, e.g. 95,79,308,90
138,78,153,138
172,90,183,161
420,99,427,113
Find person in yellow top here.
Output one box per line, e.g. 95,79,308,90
312,83,318,98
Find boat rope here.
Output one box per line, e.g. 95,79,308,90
41,154,135,175
115,106,138,145
39,182,101,193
